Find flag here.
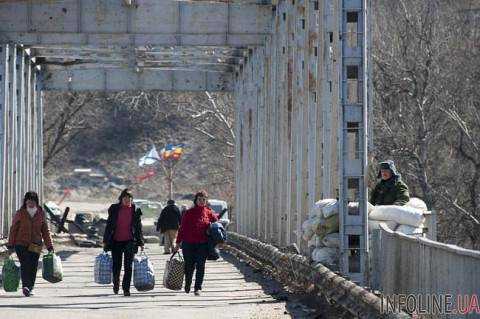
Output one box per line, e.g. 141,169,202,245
138,145,161,167
160,143,185,161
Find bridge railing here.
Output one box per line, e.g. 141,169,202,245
371,225,480,318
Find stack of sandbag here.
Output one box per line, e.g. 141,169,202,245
311,246,338,265
301,199,339,243
369,197,427,235
302,199,340,266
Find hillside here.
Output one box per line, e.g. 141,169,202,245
43,91,235,206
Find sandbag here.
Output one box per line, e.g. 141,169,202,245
348,202,375,214
133,251,155,291
406,198,428,212
322,233,340,248
302,216,322,241
395,224,424,235
368,220,397,232
307,236,318,248
311,247,338,265
2,257,20,292
302,228,315,242
94,252,112,284
311,199,338,218
42,252,63,283
314,214,339,239
369,205,425,227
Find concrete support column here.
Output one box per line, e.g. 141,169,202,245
7,45,18,228
37,80,44,201
0,44,9,237
18,49,27,201
295,0,310,252
25,56,33,192
15,48,25,209
277,2,288,248
234,74,241,234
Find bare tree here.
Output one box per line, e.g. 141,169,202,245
43,92,98,167
184,92,235,158
372,0,480,248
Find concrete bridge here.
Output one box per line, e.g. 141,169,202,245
0,1,479,318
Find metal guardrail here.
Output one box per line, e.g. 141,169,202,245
227,232,410,319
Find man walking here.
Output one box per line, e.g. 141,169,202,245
157,199,182,254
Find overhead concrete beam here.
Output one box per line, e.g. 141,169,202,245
0,1,272,47
42,68,233,92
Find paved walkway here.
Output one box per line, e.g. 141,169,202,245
0,244,305,319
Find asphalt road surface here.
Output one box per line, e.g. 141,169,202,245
0,243,336,319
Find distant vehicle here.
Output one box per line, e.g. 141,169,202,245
208,199,230,229
133,199,164,219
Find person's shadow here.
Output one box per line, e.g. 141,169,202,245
220,251,348,318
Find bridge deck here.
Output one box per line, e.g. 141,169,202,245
0,243,316,319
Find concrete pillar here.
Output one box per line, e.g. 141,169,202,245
0,44,9,236
307,0,321,217
7,45,18,226
276,2,287,248
15,48,25,209
18,49,26,201
25,56,33,192
37,84,44,201
265,32,277,244
32,71,38,196
295,0,310,253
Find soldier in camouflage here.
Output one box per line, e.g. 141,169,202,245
369,160,410,206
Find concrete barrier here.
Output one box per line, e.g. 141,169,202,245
227,231,410,319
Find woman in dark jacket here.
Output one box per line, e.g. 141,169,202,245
174,190,218,296
7,191,54,297
103,189,144,296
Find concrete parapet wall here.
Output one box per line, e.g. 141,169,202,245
228,231,410,319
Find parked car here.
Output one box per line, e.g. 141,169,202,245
133,199,164,219
208,199,230,229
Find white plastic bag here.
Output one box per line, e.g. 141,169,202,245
311,247,338,265
301,216,322,242
302,227,315,242
368,220,397,232
406,198,428,212
347,202,375,215
322,233,340,248
369,205,425,227
311,199,338,218
42,252,63,283
395,224,424,235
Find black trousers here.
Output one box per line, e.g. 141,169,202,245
182,242,209,291
111,241,135,292
15,245,40,290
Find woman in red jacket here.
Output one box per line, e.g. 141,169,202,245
7,191,54,297
174,190,217,296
